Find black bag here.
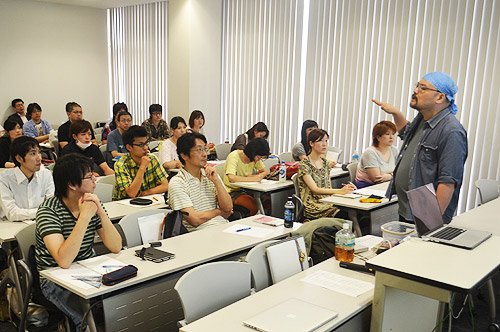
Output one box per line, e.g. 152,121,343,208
162,210,189,239
309,226,338,264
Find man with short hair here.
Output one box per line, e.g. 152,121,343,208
373,72,468,223
35,154,121,331
8,98,30,127
0,136,54,221
106,111,132,162
168,132,233,231
57,102,95,149
23,103,53,143
113,125,168,200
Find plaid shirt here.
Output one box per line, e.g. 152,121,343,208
141,118,172,141
113,153,168,200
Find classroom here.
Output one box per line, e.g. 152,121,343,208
1,0,500,331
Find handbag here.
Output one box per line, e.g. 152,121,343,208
269,162,299,179
102,265,138,286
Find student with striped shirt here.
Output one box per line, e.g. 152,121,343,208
35,154,122,331
168,132,233,231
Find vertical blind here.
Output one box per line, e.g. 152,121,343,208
107,2,168,124
303,0,500,213
220,0,305,154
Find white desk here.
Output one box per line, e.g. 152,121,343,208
40,216,299,332
103,194,168,221
451,197,500,235
366,237,500,331
180,258,374,332
232,168,349,217
320,182,398,236
0,221,32,243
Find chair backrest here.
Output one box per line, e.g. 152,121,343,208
244,240,278,292
266,236,309,284
149,140,162,151
97,174,116,187
278,152,293,163
263,158,279,172
49,136,59,156
475,179,500,205
213,162,225,179
327,146,343,162
174,261,251,324
291,173,304,221
95,133,102,145
214,143,231,160
347,162,358,182
94,182,113,203
14,223,36,261
118,209,168,248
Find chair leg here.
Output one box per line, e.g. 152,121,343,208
486,279,499,331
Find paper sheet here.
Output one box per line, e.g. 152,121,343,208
137,212,166,244
115,194,165,207
355,235,383,249
353,188,386,197
78,256,127,274
326,151,339,162
223,224,276,238
301,270,374,297
47,265,101,290
332,193,362,199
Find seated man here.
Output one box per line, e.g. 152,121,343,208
168,132,233,231
35,154,122,331
114,125,168,200
8,98,30,127
0,136,54,221
23,103,53,143
58,102,96,149
106,111,132,165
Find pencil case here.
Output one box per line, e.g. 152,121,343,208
102,265,138,286
129,198,152,205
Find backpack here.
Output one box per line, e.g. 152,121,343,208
161,210,189,239
309,226,338,264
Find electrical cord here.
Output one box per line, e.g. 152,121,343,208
79,301,100,332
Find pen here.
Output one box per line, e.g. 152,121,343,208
152,197,158,201
102,265,125,269
236,227,251,232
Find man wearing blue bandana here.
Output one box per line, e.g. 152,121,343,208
372,72,467,223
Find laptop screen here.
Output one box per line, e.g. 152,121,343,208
407,184,444,236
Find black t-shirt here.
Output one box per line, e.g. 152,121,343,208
0,136,12,168
57,120,96,144
61,141,105,166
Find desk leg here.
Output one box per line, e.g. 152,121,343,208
80,298,97,332
346,210,362,237
251,192,266,215
371,271,451,332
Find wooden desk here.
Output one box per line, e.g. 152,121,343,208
320,182,398,235
40,216,299,332
180,258,374,332
366,237,500,332
451,197,500,235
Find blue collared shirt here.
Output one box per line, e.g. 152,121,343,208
23,119,53,138
387,107,468,222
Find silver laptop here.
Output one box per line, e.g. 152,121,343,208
407,184,491,249
243,298,338,332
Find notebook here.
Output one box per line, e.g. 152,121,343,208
243,298,338,332
253,216,284,227
407,184,491,249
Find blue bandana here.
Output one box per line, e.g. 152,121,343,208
422,72,458,115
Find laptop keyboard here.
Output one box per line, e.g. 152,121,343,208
431,227,466,240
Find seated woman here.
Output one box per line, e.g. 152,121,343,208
298,129,355,220
159,116,187,169
231,122,269,151
354,121,397,189
292,120,318,161
187,110,215,148
141,104,171,141
223,138,270,215
0,119,23,168
61,120,114,176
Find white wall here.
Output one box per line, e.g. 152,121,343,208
0,0,109,127
168,0,222,143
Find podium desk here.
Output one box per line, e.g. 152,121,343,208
366,237,500,332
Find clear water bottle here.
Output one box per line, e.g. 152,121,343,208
335,223,355,262
284,197,295,228
224,137,229,144
279,161,286,182
351,150,359,163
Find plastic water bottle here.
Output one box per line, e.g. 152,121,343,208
279,161,286,182
284,197,295,228
335,223,355,262
351,150,359,163
224,137,229,144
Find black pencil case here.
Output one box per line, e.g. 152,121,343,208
129,198,152,205
102,265,138,286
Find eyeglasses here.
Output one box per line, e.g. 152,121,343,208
414,83,441,93
132,142,148,148
120,119,132,123
191,147,210,154
81,174,96,181
71,111,83,115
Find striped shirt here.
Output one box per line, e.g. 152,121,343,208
35,196,103,272
168,168,228,232
113,153,168,200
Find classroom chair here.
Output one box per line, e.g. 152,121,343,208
117,209,168,248
475,179,500,205
97,173,116,187
215,162,225,179
265,236,309,284
214,143,231,160
327,146,343,162
244,240,278,292
49,136,60,156
174,261,251,326
94,182,113,203
347,162,358,182
278,152,293,163
290,174,305,222
148,140,162,152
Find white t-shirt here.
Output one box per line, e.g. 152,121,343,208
355,146,398,184
159,139,179,166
